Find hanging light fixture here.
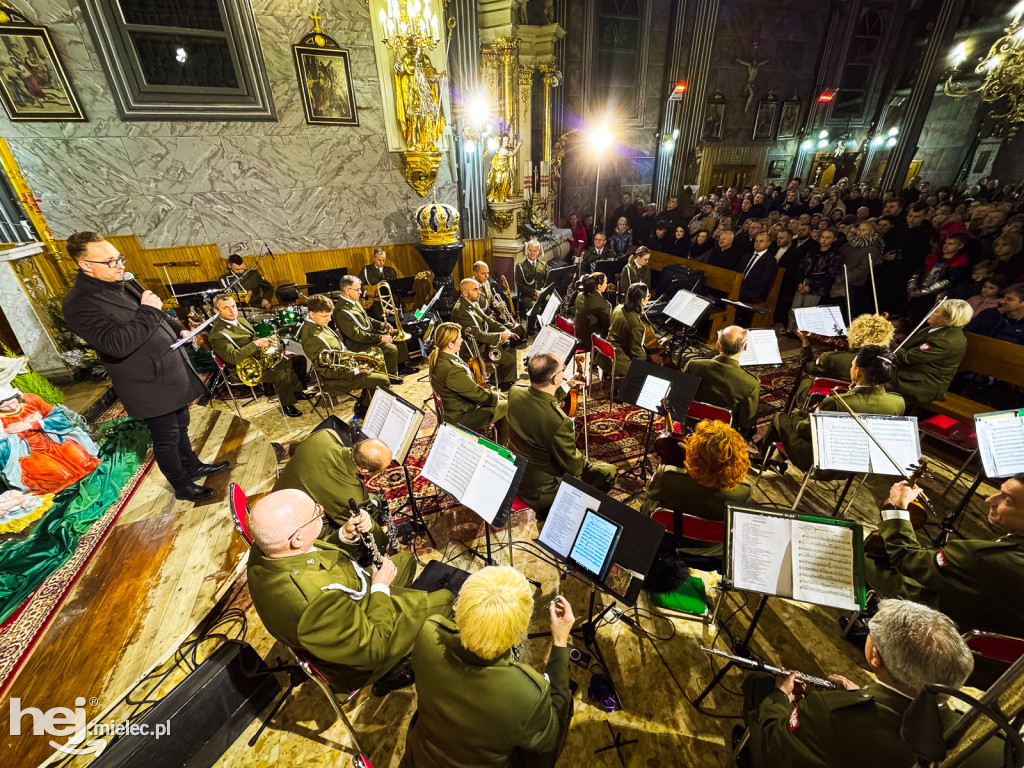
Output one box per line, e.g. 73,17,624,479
944,5,1024,124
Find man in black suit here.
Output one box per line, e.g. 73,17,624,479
706,230,743,270
657,196,684,231
62,232,228,502
739,233,779,304
607,191,638,234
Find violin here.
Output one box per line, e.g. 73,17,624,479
864,459,932,559
463,329,492,389
653,395,687,467
803,331,849,351
561,354,587,417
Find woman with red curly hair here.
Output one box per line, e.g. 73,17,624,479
641,419,751,569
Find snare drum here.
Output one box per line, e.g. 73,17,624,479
275,306,306,326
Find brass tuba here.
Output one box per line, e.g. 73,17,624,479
318,347,387,374
236,329,283,386
377,281,411,342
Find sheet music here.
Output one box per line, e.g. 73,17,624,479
461,449,517,525
863,416,920,475
527,324,577,363
538,481,601,558
420,425,480,499
791,521,857,610
664,290,712,327
811,412,871,472
793,305,847,337
976,410,1024,477
729,511,794,597
540,293,561,327
362,389,422,463
636,376,671,413
570,512,618,576
738,329,783,366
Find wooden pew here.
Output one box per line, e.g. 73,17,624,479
920,332,1024,420
649,250,742,342
750,268,786,330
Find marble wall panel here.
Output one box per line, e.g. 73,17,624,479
94,194,208,247
120,137,230,195
193,190,290,243
35,196,101,238
282,186,336,235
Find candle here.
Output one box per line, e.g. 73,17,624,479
432,15,439,39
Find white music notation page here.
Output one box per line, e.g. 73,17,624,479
539,481,601,559
976,410,1024,478
540,293,561,327
635,375,671,413
793,305,847,337
362,390,422,463
791,521,857,610
664,289,712,327
461,449,517,525
420,425,480,500
863,415,920,476
738,329,783,366
811,412,872,473
729,510,794,598
527,324,576,363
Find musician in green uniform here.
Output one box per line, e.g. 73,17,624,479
683,326,762,437
791,313,894,409
742,599,983,768
301,294,393,418
428,322,508,438
246,488,455,694
762,345,905,472
864,475,1024,636
359,247,400,321
507,353,617,515
604,282,649,377
617,245,652,294
892,299,970,404
208,294,304,418
450,278,518,390
401,566,575,768
515,239,548,322
580,232,614,272
472,261,501,318
274,432,392,546
333,275,413,377
220,253,273,308
573,272,611,352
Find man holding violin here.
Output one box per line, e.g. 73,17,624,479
863,476,1024,636
506,353,617,516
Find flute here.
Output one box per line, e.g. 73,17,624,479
701,647,836,689
348,497,384,570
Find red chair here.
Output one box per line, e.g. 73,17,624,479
919,414,979,491
228,482,254,547
511,496,530,512
591,334,617,397
652,507,726,543
963,630,1024,690
685,401,732,426
803,377,849,411
430,391,445,436
555,316,584,352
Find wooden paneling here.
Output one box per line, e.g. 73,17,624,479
697,145,769,195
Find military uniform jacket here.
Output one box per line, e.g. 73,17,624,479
359,263,398,287
683,355,761,435
402,616,571,768
209,316,260,370
893,325,967,402
607,306,645,375
515,258,548,308
580,245,614,271
450,296,509,351
333,296,387,352
246,540,450,691
476,277,501,315
573,291,611,349
221,269,273,306
617,258,652,293
507,386,587,510
62,271,205,420
430,352,498,430
876,519,1024,634
298,319,359,388
801,345,856,381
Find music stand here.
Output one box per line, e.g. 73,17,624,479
659,289,714,361
617,360,700,482
535,475,665,709
305,267,349,295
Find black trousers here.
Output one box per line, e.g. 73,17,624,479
144,406,202,490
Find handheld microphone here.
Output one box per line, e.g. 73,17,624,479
122,271,145,293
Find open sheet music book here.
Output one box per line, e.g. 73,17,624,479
420,424,523,527
361,388,424,464
810,411,920,475
738,329,783,366
976,408,1024,478
540,292,561,327
793,305,847,337
527,324,578,364
727,506,866,611
663,289,713,327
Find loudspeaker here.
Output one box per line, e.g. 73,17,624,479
93,640,283,767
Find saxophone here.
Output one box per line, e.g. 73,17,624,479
236,332,284,386
317,347,387,374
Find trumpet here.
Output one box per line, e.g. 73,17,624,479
236,332,284,386
492,290,526,338
318,347,387,374
377,281,411,342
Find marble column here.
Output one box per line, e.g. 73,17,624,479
0,244,69,381
878,0,965,193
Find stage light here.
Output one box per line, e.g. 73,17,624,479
817,89,837,103
950,41,968,66
486,136,500,153
818,130,829,140
663,138,674,152
465,139,476,154
672,128,679,139
871,136,885,147
801,140,813,151
469,97,489,127
887,126,899,136
175,47,187,64
817,139,829,149
591,124,613,150
886,137,897,147
669,81,687,101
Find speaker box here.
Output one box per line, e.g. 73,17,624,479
93,640,283,767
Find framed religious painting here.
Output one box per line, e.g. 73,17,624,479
777,96,801,139
702,90,726,141
293,29,358,126
0,7,86,122
752,93,777,140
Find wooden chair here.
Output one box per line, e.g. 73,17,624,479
591,334,616,398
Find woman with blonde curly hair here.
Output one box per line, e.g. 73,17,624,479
641,420,751,568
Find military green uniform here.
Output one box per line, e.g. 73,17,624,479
573,291,611,351
450,296,517,386
791,344,856,408
641,467,750,559
506,385,616,513
743,675,989,768
617,257,652,294
683,355,762,436
220,269,273,307
892,325,967,403
272,428,389,546
209,316,301,406
580,245,615,272
865,517,1024,635
359,262,399,321
430,351,508,432
298,319,390,406
246,540,454,692
514,257,548,316
606,305,645,376
475,276,500,315
401,616,571,768
333,295,408,375
767,385,905,472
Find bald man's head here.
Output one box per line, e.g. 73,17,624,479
249,488,322,557
352,438,393,474
717,325,748,357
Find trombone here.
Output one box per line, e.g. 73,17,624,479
377,281,411,342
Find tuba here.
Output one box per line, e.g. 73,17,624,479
318,347,387,374
377,281,411,342
236,325,284,386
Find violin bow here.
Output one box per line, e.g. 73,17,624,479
892,296,947,355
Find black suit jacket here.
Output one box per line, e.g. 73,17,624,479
707,246,743,271
63,271,206,419
738,251,780,303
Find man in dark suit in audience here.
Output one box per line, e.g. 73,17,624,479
739,232,780,304
706,230,743,270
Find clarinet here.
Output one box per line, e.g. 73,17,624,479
372,496,400,552
348,497,384,569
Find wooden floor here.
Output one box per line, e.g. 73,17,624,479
0,356,1005,768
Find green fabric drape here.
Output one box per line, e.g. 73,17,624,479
0,417,151,625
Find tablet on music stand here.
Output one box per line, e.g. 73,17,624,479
569,509,623,581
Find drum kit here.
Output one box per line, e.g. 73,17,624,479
251,305,308,341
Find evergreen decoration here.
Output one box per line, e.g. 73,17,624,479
0,342,64,405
